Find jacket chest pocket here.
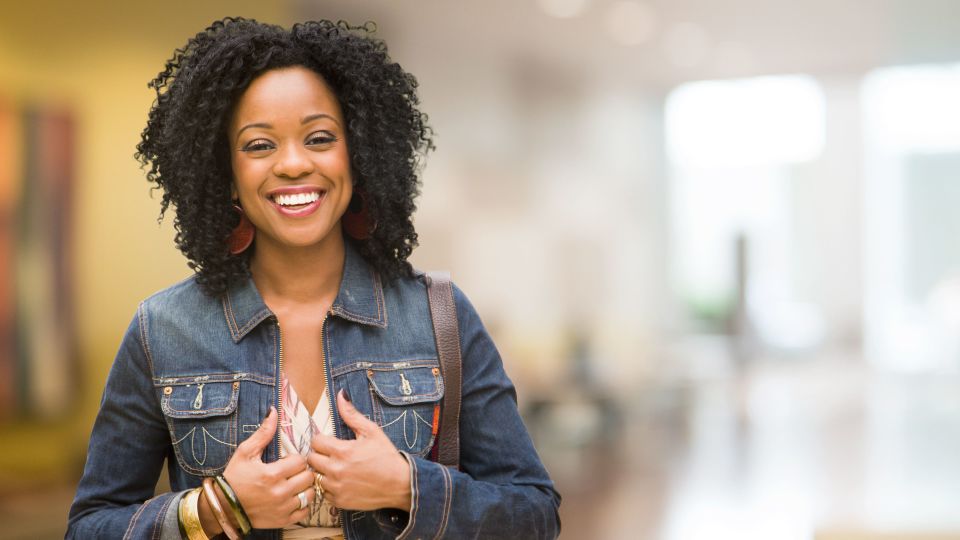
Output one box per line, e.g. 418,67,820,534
366,365,445,458
159,379,240,476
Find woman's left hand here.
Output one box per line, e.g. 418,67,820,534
307,389,412,511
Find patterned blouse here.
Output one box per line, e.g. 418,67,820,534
279,374,344,540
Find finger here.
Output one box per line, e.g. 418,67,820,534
284,467,316,494
289,486,314,514
310,432,349,456
337,389,378,437
284,492,308,517
303,483,317,506
288,506,310,525
238,406,277,458
305,450,334,474
267,453,309,478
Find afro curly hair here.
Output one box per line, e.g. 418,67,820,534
135,17,434,297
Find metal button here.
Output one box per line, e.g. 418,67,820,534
163,386,172,395
233,381,240,390
390,514,399,524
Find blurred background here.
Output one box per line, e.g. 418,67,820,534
3,0,960,538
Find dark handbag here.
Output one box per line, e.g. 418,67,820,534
424,271,461,470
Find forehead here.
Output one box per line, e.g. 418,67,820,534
230,66,342,128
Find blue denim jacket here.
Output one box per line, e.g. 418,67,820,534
67,244,561,539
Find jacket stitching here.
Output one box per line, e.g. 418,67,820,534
149,494,175,540
375,271,388,327
331,358,440,378
237,308,272,337
333,271,388,327
367,384,382,425
153,373,273,386
334,306,386,326
123,494,151,540
397,454,418,540
136,303,157,376
222,294,240,340
368,378,442,402
435,464,452,540
162,413,235,476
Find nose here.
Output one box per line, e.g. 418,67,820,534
272,143,314,179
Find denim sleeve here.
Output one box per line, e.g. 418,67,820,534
391,284,562,540
66,305,179,539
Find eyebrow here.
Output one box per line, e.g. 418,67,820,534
235,113,340,139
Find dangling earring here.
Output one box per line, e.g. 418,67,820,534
228,204,255,255
343,191,376,240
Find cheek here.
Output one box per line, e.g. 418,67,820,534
322,148,353,176
231,158,265,198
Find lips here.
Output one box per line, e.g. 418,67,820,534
266,186,326,217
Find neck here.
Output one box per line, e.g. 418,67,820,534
249,232,346,309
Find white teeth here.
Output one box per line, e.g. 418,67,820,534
274,192,321,206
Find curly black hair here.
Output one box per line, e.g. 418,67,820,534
135,17,433,296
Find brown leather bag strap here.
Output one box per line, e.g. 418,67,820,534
425,271,461,470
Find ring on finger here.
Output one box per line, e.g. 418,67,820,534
297,490,308,510
314,473,325,497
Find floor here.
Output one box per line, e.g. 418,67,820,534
547,344,960,539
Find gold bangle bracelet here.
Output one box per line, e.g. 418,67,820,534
181,487,210,540
177,493,190,539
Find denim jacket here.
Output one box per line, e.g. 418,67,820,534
67,244,561,539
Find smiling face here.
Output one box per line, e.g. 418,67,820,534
228,66,353,255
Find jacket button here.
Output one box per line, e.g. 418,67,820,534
390,514,399,524
163,386,172,395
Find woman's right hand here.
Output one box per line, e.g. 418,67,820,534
219,407,316,529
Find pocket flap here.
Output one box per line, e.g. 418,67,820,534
367,365,444,406
160,380,239,418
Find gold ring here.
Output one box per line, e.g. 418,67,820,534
314,473,325,497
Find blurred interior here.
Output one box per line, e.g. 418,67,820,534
3,1,960,538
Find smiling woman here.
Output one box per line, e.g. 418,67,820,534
65,17,560,540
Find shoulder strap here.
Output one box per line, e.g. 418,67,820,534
425,271,461,470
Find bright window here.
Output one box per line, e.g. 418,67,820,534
666,75,826,348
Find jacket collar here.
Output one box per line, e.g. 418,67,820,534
222,242,388,343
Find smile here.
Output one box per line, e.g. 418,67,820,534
274,191,321,206
267,187,327,217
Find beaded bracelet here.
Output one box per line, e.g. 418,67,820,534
178,487,209,540
214,474,253,535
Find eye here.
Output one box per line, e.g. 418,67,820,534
241,139,275,152
306,130,338,146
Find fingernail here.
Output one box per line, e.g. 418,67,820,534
340,388,351,403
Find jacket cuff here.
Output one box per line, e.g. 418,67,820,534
159,491,189,540
394,452,453,540
122,491,180,540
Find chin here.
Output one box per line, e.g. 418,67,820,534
281,232,341,249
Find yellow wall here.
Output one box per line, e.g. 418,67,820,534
0,1,293,488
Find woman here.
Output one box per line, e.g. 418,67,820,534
66,17,560,540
